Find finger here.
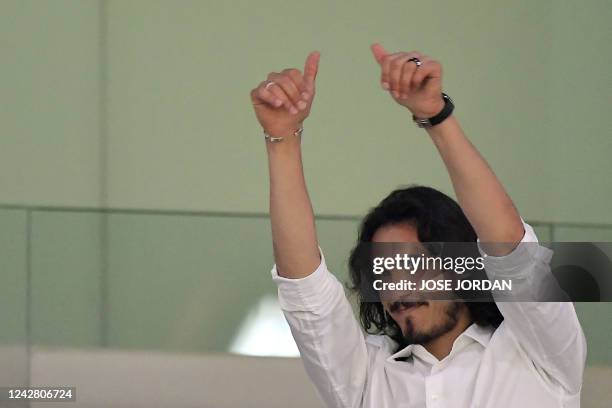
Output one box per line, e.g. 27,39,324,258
389,53,419,98
251,81,283,108
380,50,422,91
284,69,309,110
398,61,417,98
380,52,404,90
396,52,424,97
266,83,298,114
411,59,442,90
284,68,305,92
303,51,320,95
268,73,302,113
370,43,389,65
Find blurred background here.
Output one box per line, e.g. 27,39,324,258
1,0,611,407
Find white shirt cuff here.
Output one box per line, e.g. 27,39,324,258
477,219,553,277
270,247,342,314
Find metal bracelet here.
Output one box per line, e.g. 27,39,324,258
264,126,303,143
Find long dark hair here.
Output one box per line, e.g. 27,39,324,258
348,185,504,345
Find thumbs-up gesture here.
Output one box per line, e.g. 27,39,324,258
250,51,320,136
370,44,445,119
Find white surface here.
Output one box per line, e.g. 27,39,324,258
27,347,612,408
29,347,322,408
229,295,300,357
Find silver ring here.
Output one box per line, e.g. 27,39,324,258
408,57,422,67
264,81,276,90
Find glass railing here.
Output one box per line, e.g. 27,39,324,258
2,205,612,375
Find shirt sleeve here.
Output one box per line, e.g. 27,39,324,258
271,248,368,408
477,221,587,395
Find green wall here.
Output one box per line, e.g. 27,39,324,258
0,0,611,367
2,0,611,223
0,0,102,207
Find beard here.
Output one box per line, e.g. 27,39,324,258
397,301,461,348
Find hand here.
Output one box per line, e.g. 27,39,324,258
250,51,320,136
370,43,445,118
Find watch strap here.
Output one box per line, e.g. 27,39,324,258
412,93,454,128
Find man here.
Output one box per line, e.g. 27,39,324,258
249,44,586,408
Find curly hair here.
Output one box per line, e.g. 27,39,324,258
348,185,504,346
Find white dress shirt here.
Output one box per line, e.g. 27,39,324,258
271,221,587,408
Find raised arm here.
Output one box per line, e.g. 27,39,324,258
370,43,586,395
370,44,524,255
250,52,322,278
251,53,369,407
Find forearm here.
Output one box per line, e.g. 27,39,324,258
266,131,320,278
425,115,524,253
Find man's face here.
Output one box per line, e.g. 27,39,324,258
372,222,463,345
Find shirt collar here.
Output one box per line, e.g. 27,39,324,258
387,323,494,363
462,322,494,347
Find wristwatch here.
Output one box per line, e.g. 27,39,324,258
412,93,454,128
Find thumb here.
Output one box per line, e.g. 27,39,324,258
370,43,388,65
303,51,320,92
